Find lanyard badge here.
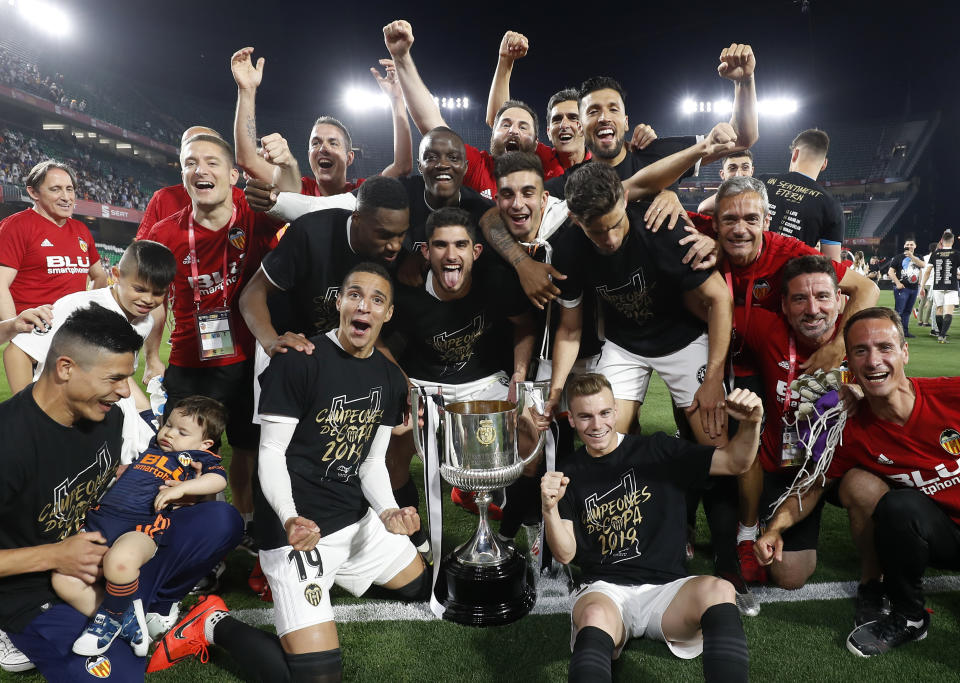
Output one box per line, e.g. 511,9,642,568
188,208,241,361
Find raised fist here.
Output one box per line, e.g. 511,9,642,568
383,20,414,58
499,31,529,60
717,43,756,82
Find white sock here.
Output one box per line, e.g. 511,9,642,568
204,610,230,645
737,522,759,543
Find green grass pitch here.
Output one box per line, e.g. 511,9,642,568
2,291,960,681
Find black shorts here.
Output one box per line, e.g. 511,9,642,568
759,468,837,552
164,360,259,450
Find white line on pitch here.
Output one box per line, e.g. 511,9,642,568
231,575,960,627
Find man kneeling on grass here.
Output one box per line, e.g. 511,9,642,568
541,373,762,682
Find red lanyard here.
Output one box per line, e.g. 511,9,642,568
783,333,797,412
187,207,239,310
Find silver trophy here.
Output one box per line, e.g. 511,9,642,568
412,381,547,626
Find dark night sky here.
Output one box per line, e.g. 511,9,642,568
8,1,960,237
59,1,956,125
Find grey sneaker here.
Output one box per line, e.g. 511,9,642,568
718,571,760,617
0,629,34,673
847,611,929,657
146,601,181,640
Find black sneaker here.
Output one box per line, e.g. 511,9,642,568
846,611,929,657
854,580,889,627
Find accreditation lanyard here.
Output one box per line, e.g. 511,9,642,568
187,208,240,361
780,333,801,467
187,207,239,310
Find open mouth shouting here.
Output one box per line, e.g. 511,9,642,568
348,317,373,340
861,370,890,386
507,210,532,234
595,126,617,145
504,136,522,152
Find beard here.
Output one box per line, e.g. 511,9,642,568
490,132,537,158
587,132,625,160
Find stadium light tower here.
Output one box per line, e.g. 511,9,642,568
679,95,798,117
15,0,72,38
342,87,390,113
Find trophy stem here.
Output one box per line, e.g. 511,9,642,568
455,490,510,566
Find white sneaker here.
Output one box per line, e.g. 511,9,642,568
0,629,34,673
145,601,181,641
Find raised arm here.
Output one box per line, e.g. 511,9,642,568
383,20,448,135
371,59,413,178
541,471,576,564
707,388,763,475
623,122,739,202
485,31,528,128
231,47,276,183
704,43,758,165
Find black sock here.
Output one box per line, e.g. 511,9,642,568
212,615,291,683
100,578,137,616
569,626,614,683
363,567,431,602
500,475,539,538
285,649,342,683
394,478,419,510
936,315,944,333
942,314,953,336
393,479,427,547
700,603,749,683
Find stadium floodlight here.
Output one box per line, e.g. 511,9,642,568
42,123,65,130
681,95,798,117
342,87,390,112
16,0,72,38
431,94,472,110
713,99,733,115
758,98,799,116
116,143,131,149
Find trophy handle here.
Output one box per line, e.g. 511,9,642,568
410,387,426,461
518,427,546,469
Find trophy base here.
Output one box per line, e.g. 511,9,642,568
436,548,536,627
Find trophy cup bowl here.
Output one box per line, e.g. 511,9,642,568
412,383,548,626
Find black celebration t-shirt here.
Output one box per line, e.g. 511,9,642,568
558,432,713,586
0,388,123,631
553,202,710,357
255,333,407,549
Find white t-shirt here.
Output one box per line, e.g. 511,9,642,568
11,286,155,379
